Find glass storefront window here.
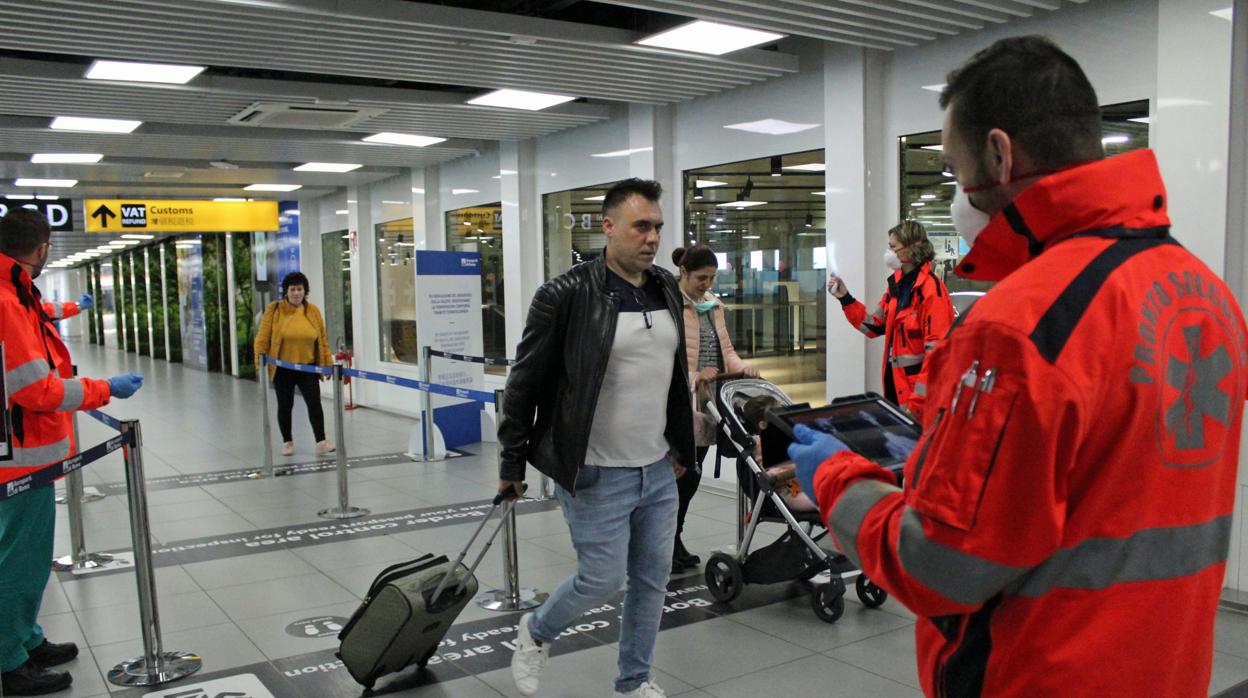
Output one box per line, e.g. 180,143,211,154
542,181,620,280
899,100,1150,292
446,204,505,372
375,218,419,364
321,229,353,353
684,150,827,406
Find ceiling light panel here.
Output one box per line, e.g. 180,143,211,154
294,162,363,172
50,116,142,133
363,132,447,147
783,163,826,172
723,119,819,135
86,59,205,84
467,89,575,111
244,183,301,192
15,178,76,187
638,20,784,56
30,153,103,164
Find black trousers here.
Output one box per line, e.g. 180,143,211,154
677,446,709,537
273,367,326,442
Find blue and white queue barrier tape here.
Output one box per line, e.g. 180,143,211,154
0,432,130,501
344,368,497,406
264,357,334,376
86,409,124,431
426,349,516,368
259,356,498,406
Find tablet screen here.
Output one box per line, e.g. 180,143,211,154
776,398,920,471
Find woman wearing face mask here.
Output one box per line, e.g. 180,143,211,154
254,271,336,457
673,245,758,572
826,221,954,421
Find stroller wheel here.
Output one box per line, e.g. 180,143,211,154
855,575,888,608
812,583,845,623
705,553,744,603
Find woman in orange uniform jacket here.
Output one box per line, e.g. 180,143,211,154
827,220,955,421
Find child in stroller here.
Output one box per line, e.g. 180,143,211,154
702,379,889,623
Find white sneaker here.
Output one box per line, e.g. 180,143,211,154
617,681,666,697
511,612,548,696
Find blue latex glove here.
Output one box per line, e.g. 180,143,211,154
107,373,144,399
77,293,94,310
788,424,851,506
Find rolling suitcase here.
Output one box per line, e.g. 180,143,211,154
337,495,514,689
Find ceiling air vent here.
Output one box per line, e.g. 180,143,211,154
229,102,387,129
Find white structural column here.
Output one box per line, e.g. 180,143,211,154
412,168,444,252
1224,0,1248,600
627,104,679,273
224,233,239,376
823,44,873,401
1152,0,1235,271
500,140,544,365
348,185,372,363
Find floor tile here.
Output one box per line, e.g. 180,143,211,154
181,549,320,590
727,592,914,652
477,642,692,697
206,572,356,620
647,617,812,687
74,590,230,646
824,625,922,690
90,622,265,678
702,654,921,697
235,600,363,660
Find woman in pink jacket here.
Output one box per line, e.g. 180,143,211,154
673,245,758,572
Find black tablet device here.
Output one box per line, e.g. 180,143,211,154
768,396,921,472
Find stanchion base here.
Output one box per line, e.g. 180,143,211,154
55,487,106,505
318,506,370,520
245,467,291,480
476,588,548,612
52,552,118,572
107,651,202,687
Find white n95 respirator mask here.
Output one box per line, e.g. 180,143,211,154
951,185,991,247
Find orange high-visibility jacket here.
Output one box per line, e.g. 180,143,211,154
839,261,954,419
42,300,81,321
813,150,1247,697
1,253,111,483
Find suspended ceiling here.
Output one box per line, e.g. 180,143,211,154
0,0,1091,263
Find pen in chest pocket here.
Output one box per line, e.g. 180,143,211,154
949,360,979,415
966,369,996,419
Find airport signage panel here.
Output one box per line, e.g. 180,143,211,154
85,199,279,233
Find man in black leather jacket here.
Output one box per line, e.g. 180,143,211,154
498,178,694,698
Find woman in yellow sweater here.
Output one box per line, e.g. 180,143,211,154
254,271,335,456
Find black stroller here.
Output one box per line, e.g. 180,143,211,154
701,378,889,623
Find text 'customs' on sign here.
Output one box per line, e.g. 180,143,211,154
85,199,280,233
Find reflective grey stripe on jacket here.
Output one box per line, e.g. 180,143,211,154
831,479,1231,607
11,437,71,467
48,303,63,319
58,379,84,411
889,353,926,368
4,359,50,394
1010,516,1232,598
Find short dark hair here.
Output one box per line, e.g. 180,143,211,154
940,35,1103,171
0,207,51,258
672,244,718,271
281,271,309,296
602,178,662,217
742,395,781,433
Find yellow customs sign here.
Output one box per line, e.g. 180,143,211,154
85,199,280,233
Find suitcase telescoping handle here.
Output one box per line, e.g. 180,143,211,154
428,487,524,606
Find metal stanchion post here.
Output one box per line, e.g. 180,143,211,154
108,420,201,687
52,410,117,572
259,353,275,478
419,345,444,462
478,389,547,611
318,364,368,520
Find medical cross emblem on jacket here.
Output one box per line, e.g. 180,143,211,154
1165,324,1231,451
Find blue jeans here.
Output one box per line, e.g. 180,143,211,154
528,458,678,693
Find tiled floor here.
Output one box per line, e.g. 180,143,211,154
21,341,1248,697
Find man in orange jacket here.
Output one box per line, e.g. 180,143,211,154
791,36,1247,697
0,208,144,696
